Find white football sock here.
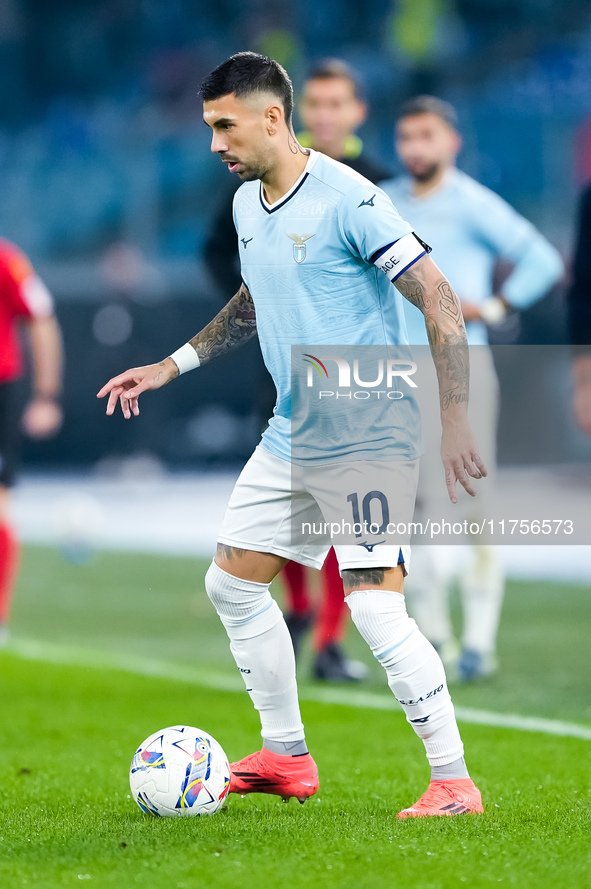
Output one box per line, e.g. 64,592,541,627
405,546,456,647
460,545,505,654
205,561,305,746
346,589,465,767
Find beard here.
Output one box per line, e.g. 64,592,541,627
236,159,272,182
407,161,441,184
237,168,262,181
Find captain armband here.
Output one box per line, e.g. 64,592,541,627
373,233,431,282
169,343,201,375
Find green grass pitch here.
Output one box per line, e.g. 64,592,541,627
0,546,590,889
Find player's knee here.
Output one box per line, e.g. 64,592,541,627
341,565,404,594
341,567,386,590
205,560,274,623
205,560,236,614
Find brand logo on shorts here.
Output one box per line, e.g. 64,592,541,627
286,232,315,263
357,539,386,552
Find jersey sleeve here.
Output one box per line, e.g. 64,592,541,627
0,243,54,319
337,184,414,264
469,187,563,309
468,187,534,260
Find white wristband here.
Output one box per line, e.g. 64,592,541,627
169,343,200,375
479,297,507,326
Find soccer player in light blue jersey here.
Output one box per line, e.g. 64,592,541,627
98,54,488,818
381,96,564,682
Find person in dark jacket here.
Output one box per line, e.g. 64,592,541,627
568,183,591,436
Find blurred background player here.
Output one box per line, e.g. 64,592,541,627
296,58,392,182
568,181,591,437
204,59,392,682
381,96,564,681
0,239,63,644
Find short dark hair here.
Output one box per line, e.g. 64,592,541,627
397,95,458,129
200,51,294,128
305,58,363,100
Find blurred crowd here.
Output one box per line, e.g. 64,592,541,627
0,0,591,472
0,0,590,260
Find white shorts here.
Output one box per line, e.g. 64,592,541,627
217,445,418,572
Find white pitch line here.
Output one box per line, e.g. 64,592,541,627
293,687,591,741
7,637,591,742
451,706,591,739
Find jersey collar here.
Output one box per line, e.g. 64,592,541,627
259,150,319,214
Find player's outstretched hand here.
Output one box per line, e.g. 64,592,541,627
97,358,179,419
441,419,488,503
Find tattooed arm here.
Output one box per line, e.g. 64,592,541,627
188,282,257,365
97,283,257,419
395,254,487,501
396,255,469,412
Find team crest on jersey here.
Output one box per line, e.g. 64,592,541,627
286,232,315,263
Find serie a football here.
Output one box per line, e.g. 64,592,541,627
129,725,231,817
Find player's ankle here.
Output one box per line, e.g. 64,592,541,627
430,756,469,781
262,738,309,756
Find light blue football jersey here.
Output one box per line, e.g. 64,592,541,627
232,150,423,464
381,168,563,346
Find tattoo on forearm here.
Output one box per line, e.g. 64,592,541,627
430,331,469,411
441,387,468,410
341,568,386,587
437,281,462,322
159,360,178,381
396,259,470,413
189,284,257,365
